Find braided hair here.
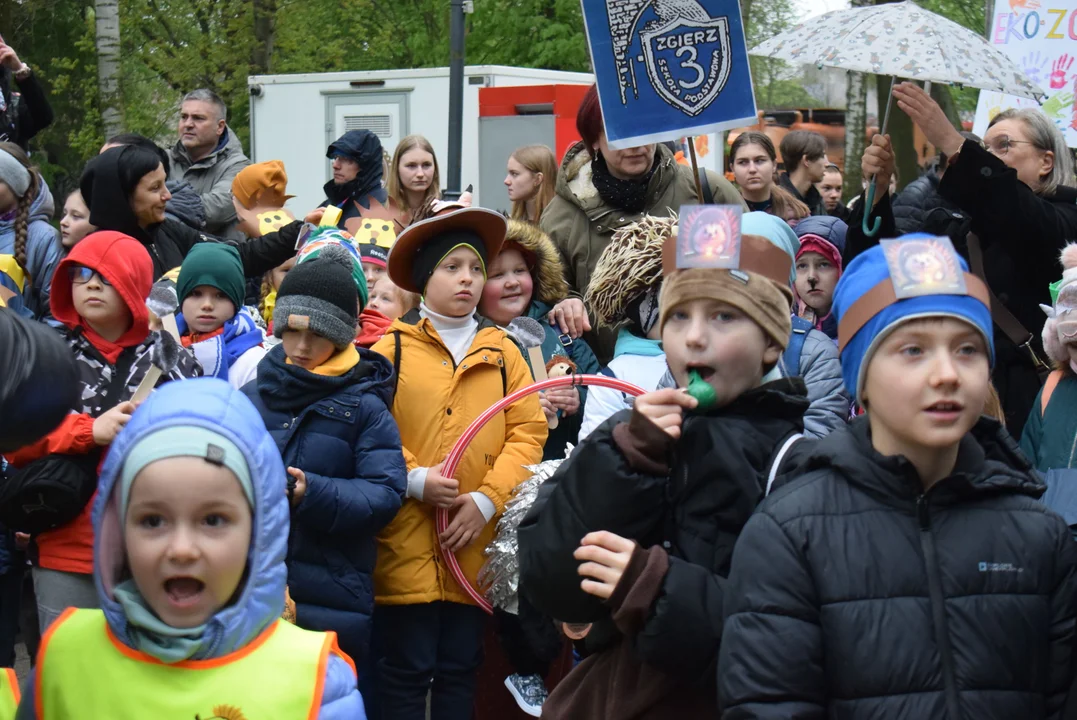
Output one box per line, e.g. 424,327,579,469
0,142,38,280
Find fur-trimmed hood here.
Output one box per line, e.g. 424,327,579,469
504,219,569,305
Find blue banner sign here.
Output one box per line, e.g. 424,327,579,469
581,0,757,148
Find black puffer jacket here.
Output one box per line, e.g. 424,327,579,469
519,380,807,718
0,308,78,453
892,172,971,238
719,417,1077,719
847,140,1077,435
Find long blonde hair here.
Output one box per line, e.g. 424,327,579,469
509,145,558,223
388,135,441,212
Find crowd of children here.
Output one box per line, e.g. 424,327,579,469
6,127,1077,720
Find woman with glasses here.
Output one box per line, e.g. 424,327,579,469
846,81,1077,435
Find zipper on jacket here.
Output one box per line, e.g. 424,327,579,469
917,494,962,718
1067,429,1077,468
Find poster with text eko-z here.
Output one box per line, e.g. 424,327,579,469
581,0,757,149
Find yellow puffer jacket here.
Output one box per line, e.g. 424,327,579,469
371,311,546,606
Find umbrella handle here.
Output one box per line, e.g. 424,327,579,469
862,77,897,239
862,183,881,237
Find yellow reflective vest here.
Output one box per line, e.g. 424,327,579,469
37,608,346,720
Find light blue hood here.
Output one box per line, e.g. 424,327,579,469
93,377,289,661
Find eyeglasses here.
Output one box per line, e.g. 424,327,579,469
68,266,111,286
984,137,1036,156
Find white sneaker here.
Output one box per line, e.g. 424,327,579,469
504,673,548,717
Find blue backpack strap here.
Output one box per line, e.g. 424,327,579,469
780,316,813,378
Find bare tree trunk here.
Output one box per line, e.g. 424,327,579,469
842,0,870,199
843,70,866,199
252,0,278,74
94,0,123,138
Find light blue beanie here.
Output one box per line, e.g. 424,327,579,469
741,211,799,286
119,426,254,521
833,236,994,404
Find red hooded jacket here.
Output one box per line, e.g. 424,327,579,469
5,231,159,574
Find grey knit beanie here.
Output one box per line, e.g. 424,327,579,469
0,148,31,197
273,244,359,349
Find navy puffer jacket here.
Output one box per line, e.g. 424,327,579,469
243,345,406,663
720,417,1077,719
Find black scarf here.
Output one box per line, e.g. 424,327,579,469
590,151,657,214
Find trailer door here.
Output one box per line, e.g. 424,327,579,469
326,92,410,181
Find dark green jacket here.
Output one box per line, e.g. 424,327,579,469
1021,371,1077,471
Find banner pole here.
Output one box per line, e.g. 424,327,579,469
688,137,705,202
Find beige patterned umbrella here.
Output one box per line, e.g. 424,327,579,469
750,0,1045,101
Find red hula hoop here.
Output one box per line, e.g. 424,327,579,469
437,373,647,613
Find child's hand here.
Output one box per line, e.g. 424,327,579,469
439,494,487,552
93,401,136,446
544,387,580,416
539,394,558,423
303,207,326,225
574,531,637,600
423,462,459,508
287,467,307,506
634,388,697,439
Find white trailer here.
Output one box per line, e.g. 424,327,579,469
247,65,593,214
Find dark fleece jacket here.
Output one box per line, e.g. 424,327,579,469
519,379,808,719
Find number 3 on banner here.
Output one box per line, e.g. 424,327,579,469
676,46,705,89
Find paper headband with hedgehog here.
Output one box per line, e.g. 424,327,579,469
662,204,792,287
837,235,991,353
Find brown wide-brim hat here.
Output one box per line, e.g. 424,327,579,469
388,207,507,293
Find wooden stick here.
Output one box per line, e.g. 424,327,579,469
688,136,705,202
131,366,162,405
526,346,559,428
131,313,182,404
527,347,548,382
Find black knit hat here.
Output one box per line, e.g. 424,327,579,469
273,244,358,349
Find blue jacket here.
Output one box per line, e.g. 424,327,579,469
0,177,62,321
16,378,366,720
243,344,406,664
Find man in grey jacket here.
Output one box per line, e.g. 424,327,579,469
166,88,250,239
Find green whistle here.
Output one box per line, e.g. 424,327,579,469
687,369,717,411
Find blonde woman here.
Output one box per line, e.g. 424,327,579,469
505,145,557,224
387,135,441,214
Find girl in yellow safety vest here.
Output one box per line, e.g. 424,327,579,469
16,378,367,720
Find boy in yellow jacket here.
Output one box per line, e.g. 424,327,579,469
371,207,546,719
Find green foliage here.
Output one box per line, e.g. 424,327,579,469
745,0,821,109
6,0,986,201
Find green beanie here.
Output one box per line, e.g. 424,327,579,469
176,243,245,312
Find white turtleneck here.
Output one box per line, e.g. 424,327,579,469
407,302,495,522
420,302,479,365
